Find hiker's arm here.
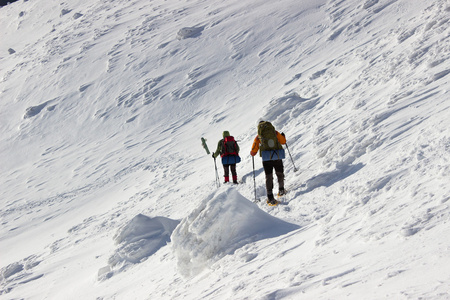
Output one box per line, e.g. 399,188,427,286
212,140,222,158
250,136,260,156
276,131,286,145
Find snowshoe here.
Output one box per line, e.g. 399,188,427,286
267,199,279,206
266,194,278,206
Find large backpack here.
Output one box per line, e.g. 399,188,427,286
222,136,238,156
258,121,282,151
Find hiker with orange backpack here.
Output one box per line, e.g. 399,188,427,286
212,131,241,184
250,121,286,205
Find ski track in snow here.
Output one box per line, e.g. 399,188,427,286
1,0,450,299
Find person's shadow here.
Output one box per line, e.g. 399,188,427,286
295,163,364,197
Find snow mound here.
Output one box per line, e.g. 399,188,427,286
171,187,300,277
176,26,204,40
99,214,179,280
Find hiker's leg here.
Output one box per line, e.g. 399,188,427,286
263,160,274,196
230,164,238,183
223,164,230,182
274,159,285,190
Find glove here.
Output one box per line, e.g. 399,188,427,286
281,132,285,137
212,153,215,159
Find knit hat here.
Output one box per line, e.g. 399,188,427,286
223,131,230,138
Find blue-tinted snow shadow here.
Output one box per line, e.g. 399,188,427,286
241,167,264,183
295,163,364,196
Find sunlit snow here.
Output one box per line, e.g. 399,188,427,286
1,0,449,299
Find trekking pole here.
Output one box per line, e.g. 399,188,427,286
213,157,220,188
285,142,298,172
252,156,258,202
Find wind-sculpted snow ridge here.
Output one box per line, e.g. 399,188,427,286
171,187,300,277
0,255,43,295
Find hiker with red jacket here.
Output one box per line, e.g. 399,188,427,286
250,121,286,205
212,131,241,184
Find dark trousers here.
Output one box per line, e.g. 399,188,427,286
223,164,237,182
262,159,284,196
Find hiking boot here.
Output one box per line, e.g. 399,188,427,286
267,199,278,205
266,193,276,205
278,188,286,196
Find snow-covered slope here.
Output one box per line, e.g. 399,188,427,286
1,0,449,298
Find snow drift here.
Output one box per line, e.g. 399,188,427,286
99,214,179,280
171,187,299,277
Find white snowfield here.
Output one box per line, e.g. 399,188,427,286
1,0,449,299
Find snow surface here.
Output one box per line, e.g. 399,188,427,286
1,0,450,299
